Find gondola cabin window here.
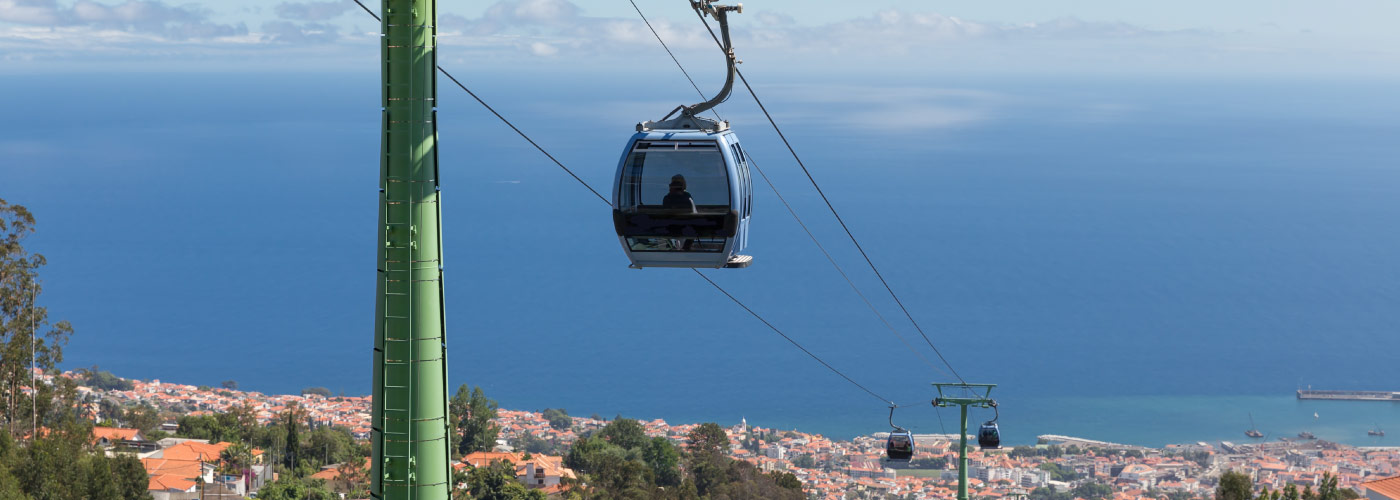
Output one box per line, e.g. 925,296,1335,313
618,141,732,253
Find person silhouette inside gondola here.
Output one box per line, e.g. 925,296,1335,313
661,174,697,251
662,174,697,213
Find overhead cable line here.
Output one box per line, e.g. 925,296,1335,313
353,0,608,205
692,10,969,385
694,269,891,404
625,0,949,380
350,0,895,405
626,0,719,122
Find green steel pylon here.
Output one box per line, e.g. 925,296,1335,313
371,0,451,499
932,383,997,500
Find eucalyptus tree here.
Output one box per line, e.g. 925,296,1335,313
0,199,73,438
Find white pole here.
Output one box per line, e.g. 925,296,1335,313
31,281,37,438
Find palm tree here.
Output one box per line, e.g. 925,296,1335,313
220,442,255,489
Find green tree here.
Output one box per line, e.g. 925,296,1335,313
642,436,681,487
598,418,648,451
0,199,74,438
220,442,255,476
302,387,332,398
220,380,238,390
451,384,500,455
687,422,730,456
1217,470,1254,500
176,414,230,442
1316,474,1343,500
464,459,547,500
563,435,611,475
123,404,162,435
1029,486,1073,500
1072,482,1114,500
0,462,30,500
792,453,817,468
1038,462,1079,481
111,454,154,500
543,408,571,431
75,368,133,391
10,423,93,500
258,476,337,500
82,453,123,500
283,403,303,472
1258,486,1282,500
772,470,802,490
307,426,359,468
515,430,551,455
1283,484,1302,500
224,401,262,444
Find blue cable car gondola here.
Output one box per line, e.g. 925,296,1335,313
978,401,1001,450
978,422,1001,450
612,1,752,269
886,406,914,461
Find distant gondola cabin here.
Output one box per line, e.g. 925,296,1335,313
886,431,914,461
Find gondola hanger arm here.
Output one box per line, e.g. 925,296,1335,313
682,1,742,118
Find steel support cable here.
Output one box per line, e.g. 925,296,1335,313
626,0,720,122
354,0,609,205
694,269,891,404
747,156,948,378
351,0,894,406
693,11,968,386
625,1,949,380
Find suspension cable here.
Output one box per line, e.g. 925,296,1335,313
692,9,969,385
626,0,720,122
695,269,891,404
353,0,608,205
626,0,950,380
351,0,893,405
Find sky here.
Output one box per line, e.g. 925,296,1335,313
1,0,1398,77
4,1,1400,437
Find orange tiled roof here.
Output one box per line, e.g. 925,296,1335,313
1364,476,1400,500
311,457,371,481
143,458,204,479
149,474,197,492
462,451,523,468
161,441,229,461
92,427,141,443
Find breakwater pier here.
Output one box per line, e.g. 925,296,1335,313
1297,389,1400,401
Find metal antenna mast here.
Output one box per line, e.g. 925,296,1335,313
932,383,997,500
371,0,451,498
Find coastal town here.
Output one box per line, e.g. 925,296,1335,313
38,368,1400,500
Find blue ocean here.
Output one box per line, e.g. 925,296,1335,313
4,70,1399,447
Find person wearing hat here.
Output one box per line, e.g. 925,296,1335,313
662,174,697,212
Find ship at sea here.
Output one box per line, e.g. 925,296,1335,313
1245,413,1264,439
1299,431,1316,440
1369,425,1385,437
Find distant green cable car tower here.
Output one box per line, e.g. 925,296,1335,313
371,0,450,499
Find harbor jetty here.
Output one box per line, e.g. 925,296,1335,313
1037,434,1147,450
1297,389,1400,401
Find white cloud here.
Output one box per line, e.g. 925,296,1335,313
0,0,63,24
261,19,339,43
0,0,246,39
273,1,352,22
0,0,1392,76
528,41,556,56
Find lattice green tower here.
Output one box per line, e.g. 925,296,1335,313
371,0,450,499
